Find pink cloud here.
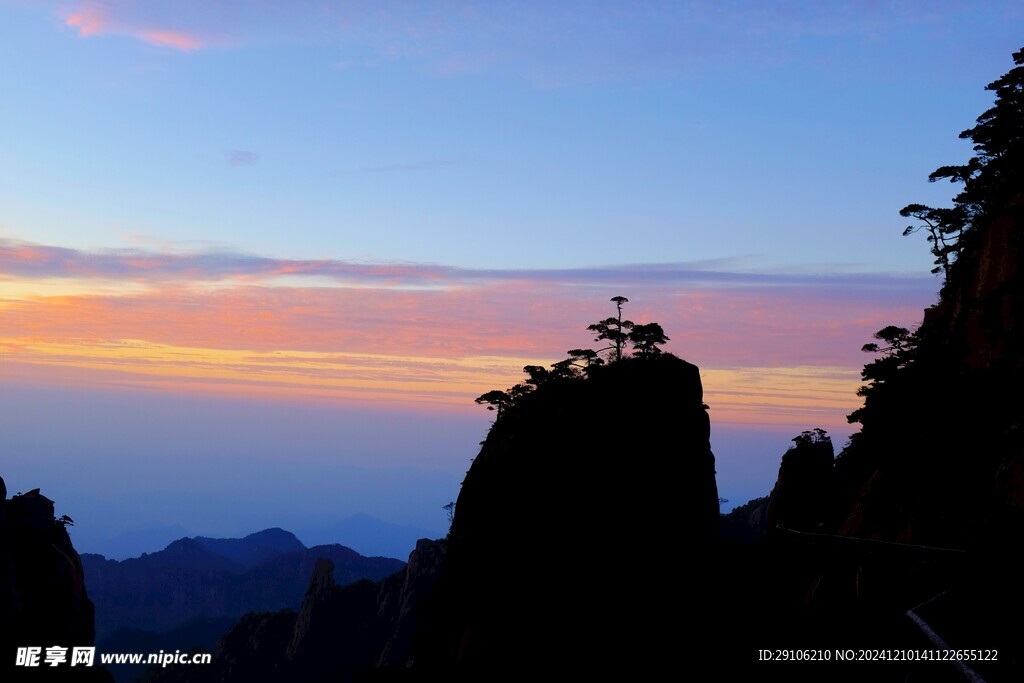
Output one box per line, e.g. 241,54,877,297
0,274,931,369
65,3,106,37
0,237,941,427
0,279,917,429
138,29,203,51
0,238,936,368
64,1,209,52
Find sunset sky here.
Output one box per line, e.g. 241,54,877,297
2,1,1020,551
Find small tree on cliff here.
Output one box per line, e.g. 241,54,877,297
859,325,916,387
792,428,831,447
475,390,512,417
848,326,918,426
587,296,634,362
629,322,669,358
474,297,674,420
860,325,913,357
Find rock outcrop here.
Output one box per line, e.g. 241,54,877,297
766,431,835,533
0,485,111,680
281,538,447,680
377,537,447,668
414,354,719,676
285,558,337,662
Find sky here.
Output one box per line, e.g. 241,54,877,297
1,1,1021,552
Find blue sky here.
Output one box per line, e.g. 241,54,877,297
1,1,1021,549
3,1,1017,268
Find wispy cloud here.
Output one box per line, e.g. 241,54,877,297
64,2,105,36
51,1,987,79
64,1,211,52
1,238,937,427
225,150,259,167
137,28,203,51
0,238,936,293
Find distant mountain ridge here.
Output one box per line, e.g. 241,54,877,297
81,514,436,561
297,514,441,560
79,523,191,561
192,527,306,568
82,528,405,638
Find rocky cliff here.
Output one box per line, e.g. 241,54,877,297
748,207,1024,680
824,205,1024,678
414,354,720,676
766,430,835,534
834,205,1024,550
0,482,111,680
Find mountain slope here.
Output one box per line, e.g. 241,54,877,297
83,532,404,637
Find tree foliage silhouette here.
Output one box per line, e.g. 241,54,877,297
851,46,1024,427
588,296,633,362
848,326,918,426
901,47,1024,280
474,390,512,417
629,322,669,359
860,326,912,357
522,365,552,388
792,428,831,447
473,296,674,419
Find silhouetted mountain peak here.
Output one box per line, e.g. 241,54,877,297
297,514,440,560
193,527,306,569
248,527,300,542
147,537,245,573
306,543,359,561
418,352,719,673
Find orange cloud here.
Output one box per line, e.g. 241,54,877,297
0,238,938,428
702,366,863,431
0,286,921,428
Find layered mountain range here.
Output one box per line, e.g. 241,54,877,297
83,528,403,638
